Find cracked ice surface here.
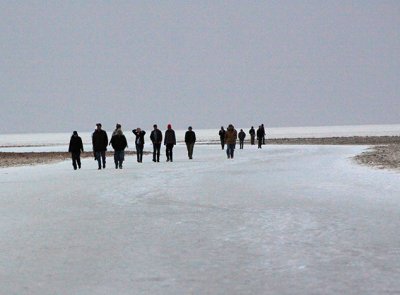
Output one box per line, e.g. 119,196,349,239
0,145,399,294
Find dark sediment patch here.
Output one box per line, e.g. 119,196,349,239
0,151,141,168
354,144,400,171
1,136,400,170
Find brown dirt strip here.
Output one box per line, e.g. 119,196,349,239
354,144,400,171
0,151,138,168
1,136,400,169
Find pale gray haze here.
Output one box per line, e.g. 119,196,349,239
1,1,399,134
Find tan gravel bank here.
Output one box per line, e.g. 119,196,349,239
1,136,399,170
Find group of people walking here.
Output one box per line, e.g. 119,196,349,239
218,124,266,158
68,123,196,170
68,122,265,170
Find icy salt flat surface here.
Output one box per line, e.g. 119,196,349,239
0,144,399,294
1,124,399,152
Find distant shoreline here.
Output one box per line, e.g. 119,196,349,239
1,136,399,170
2,135,400,148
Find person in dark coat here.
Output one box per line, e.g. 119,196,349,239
261,124,266,144
184,126,196,160
249,126,255,145
219,126,226,150
164,124,176,162
224,124,237,159
256,126,264,149
92,123,108,169
110,129,128,169
132,127,146,163
150,124,162,162
109,123,122,144
238,129,246,149
68,131,84,170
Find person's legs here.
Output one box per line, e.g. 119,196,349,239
170,145,174,162
71,153,77,170
76,153,81,169
101,151,106,168
166,145,170,161
119,151,124,168
166,144,173,161
138,145,143,162
95,152,102,169
155,143,161,162
226,145,231,158
187,143,194,159
230,144,235,158
152,145,157,162
136,144,140,162
114,152,118,169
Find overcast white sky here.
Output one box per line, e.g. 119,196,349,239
1,1,399,134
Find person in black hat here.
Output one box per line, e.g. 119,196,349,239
92,123,108,169
68,131,84,170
